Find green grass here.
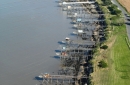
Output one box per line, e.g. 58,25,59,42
108,25,130,85
92,25,130,85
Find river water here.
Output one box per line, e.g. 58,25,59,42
0,0,75,85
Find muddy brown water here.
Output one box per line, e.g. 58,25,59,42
0,0,77,85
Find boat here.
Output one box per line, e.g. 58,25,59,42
56,53,61,56
73,32,78,34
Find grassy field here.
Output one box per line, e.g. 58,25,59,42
118,0,130,13
91,0,130,85
92,25,130,85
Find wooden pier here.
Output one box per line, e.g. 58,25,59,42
61,1,95,5
39,73,91,85
38,0,106,85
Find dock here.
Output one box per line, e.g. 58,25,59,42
38,0,106,85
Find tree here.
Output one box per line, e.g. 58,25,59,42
92,48,98,54
108,4,122,15
98,60,108,68
102,0,112,6
100,45,108,50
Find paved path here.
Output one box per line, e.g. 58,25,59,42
111,0,130,39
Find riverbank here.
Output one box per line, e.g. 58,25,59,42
92,25,130,85
91,0,130,85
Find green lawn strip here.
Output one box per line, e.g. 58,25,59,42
93,25,130,85
92,25,130,85
111,27,130,84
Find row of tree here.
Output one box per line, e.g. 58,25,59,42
101,0,124,26
101,0,122,16
108,5,122,15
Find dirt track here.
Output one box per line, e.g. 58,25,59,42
118,0,130,13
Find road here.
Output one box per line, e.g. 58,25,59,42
111,0,130,39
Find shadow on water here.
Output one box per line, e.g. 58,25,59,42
34,77,43,84
35,77,43,81
70,33,77,36
50,56,60,59
55,1,61,3
67,17,73,19
54,5,62,7
58,41,65,45
70,22,76,24
55,50,61,52
71,27,77,29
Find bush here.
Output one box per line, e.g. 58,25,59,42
101,45,108,50
101,0,112,6
108,5,122,15
98,60,108,68
92,48,98,54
